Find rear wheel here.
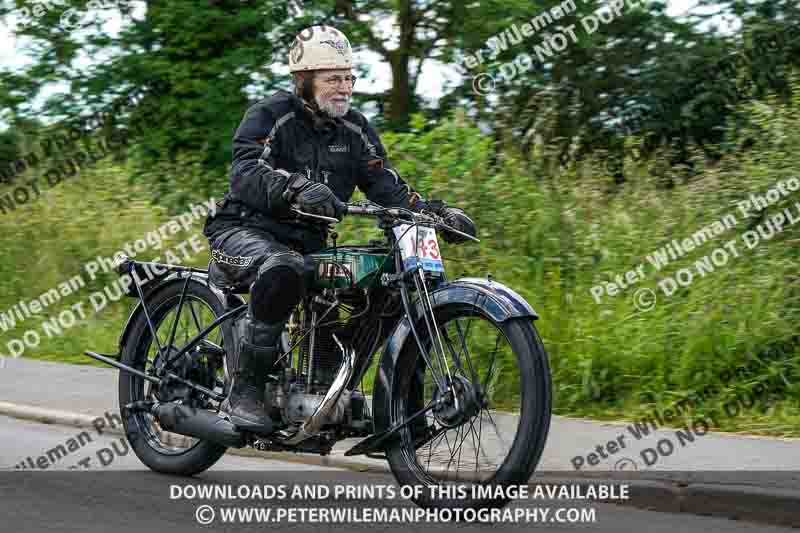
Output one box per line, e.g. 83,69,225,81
119,279,234,475
385,303,552,509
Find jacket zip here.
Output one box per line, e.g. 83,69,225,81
313,142,321,183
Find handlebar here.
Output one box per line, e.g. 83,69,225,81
345,204,422,220
291,203,428,223
289,203,480,243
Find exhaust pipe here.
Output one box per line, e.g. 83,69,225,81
153,403,246,448
279,334,356,445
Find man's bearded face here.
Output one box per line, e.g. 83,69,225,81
312,69,353,118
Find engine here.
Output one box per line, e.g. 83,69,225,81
263,299,371,436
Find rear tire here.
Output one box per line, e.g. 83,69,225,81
385,304,552,510
119,279,234,475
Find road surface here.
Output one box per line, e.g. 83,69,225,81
0,415,792,533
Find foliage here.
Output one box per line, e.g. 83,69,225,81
2,0,800,435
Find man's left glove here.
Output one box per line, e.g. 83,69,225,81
425,200,477,244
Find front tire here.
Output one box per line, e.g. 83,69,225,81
119,279,234,475
385,304,552,510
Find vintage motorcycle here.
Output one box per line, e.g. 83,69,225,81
86,201,552,509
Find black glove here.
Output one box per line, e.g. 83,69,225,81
425,200,477,244
283,173,346,219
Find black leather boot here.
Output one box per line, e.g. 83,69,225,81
220,313,284,433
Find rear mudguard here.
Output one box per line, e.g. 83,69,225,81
117,271,244,356
370,277,538,437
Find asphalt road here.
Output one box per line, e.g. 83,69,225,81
5,358,800,478
0,416,793,533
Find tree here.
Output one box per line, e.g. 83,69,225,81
1,0,301,207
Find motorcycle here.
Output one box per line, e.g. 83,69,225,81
85,201,552,510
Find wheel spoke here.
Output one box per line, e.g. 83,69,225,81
472,413,486,468
453,318,480,386
424,426,447,473
187,299,204,332
442,325,478,385
455,422,476,478
454,317,474,363
444,425,465,480
467,415,491,472
481,332,504,399
477,406,487,466
468,417,480,472
153,313,170,349
182,304,191,344
483,407,510,456
441,429,457,475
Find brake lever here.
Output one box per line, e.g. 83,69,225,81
434,222,480,243
289,207,341,224
412,210,480,243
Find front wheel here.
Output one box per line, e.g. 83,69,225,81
385,303,552,510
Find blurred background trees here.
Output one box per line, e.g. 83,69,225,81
1,0,798,194
1,0,798,430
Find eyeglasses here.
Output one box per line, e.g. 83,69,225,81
322,75,358,88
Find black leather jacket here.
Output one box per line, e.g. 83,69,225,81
204,90,424,253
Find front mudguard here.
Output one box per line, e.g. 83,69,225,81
117,271,244,357
370,277,538,437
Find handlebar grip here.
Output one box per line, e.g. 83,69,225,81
344,204,371,216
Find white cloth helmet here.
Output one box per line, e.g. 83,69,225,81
289,25,353,72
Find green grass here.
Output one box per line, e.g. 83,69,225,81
0,160,212,366
1,89,799,438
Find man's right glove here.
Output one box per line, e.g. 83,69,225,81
425,200,477,244
282,173,346,219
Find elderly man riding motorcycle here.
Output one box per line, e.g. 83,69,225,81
203,25,477,431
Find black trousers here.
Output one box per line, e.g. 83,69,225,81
207,226,316,325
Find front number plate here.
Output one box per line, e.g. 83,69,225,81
393,224,445,273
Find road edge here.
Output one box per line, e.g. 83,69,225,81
1,401,798,528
